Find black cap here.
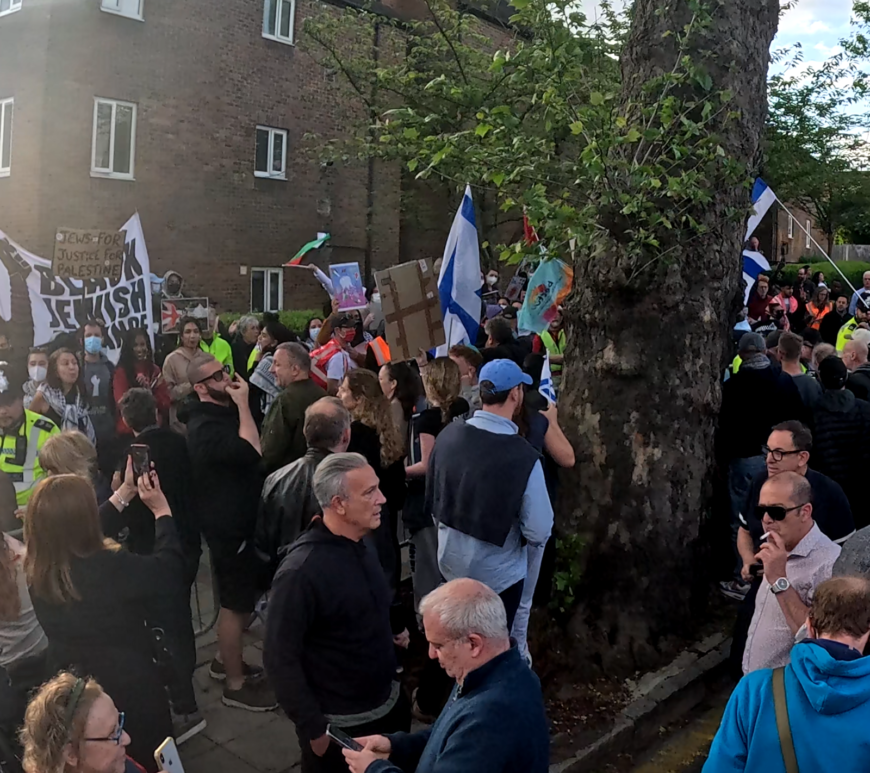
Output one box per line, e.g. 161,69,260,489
501,307,518,321
858,292,870,312
818,355,848,390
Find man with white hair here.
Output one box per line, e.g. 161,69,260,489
844,337,870,401
264,453,409,773
342,578,550,773
848,271,870,315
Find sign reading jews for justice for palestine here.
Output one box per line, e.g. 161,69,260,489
53,228,126,282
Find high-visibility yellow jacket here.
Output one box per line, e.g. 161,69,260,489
0,410,60,505
837,318,861,353
200,335,234,376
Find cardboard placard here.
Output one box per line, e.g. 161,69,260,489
53,228,126,281
161,298,209,334
375,259,445,362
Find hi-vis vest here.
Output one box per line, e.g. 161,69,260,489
540,330,566,376
367,337,391,367
200,335,234,376
310,340,343,389
1,410,59,505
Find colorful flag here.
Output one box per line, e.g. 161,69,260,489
523,210,539,245
518,258,573,335
437,185,482,352
285,233,330,266
539,352,556,404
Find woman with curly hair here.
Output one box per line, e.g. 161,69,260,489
112,328,170,435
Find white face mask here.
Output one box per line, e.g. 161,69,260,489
486,275,498,286
371,293,381,305
29,365,47,382
309,327,322,340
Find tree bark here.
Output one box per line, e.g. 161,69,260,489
558,0,780,675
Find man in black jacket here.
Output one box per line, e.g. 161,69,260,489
811,356,870,529
844,338,870,401
186,354,276,712
256,396,351,569
480,316,527,366
264,453,410,773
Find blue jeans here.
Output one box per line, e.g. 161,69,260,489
727,456,766,576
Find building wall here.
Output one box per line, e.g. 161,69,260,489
771,203,829,262
0,0,414,312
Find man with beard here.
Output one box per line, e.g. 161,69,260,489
819,294,851,346
186,354,276,711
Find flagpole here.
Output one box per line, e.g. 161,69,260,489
772,195,865,308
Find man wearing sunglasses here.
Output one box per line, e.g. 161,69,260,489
743,472,841,674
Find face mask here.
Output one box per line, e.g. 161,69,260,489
28,365,47,382
486,275,498,286
341,329,356,344
84,336,102,355
371,293,381,305
309,327,321,340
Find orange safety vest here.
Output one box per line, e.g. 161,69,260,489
310,340,343,389
368,337,391,366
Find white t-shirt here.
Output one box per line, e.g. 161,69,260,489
326,350,356,382
0,535,48,668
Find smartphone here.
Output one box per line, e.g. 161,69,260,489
749,562,764,579
154,738,185,773
326,724,364,752
130,444,151,478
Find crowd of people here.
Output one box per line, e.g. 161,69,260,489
0,269,573,773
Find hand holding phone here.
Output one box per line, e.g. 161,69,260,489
154,737,185,773
326,724,364,752
130,444,151,478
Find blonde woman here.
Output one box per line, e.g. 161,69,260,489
20,672,147,773
38,431,112,503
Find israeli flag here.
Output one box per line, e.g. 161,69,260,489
437,185,482,352
539,352,557,404
745,178,777,242
742,250,770,304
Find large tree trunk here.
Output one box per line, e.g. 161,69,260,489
557,0,780,675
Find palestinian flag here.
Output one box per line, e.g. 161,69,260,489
285,233,331,266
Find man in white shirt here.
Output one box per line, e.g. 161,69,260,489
743,471,841,673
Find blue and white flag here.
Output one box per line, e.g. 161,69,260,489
437,185,482,353
539,352,557,404
742,250,770,304
745,178,777,242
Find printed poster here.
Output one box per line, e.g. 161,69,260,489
330,262,367,312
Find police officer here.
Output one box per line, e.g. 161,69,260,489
0,363,59,505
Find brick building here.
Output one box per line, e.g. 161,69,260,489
0,0,498,313
753,201,829,264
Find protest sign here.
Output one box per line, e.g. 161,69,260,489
375,259,445,361
330,262,367,311
518,258,573,334
0,214,154,363
161,298,209,334
53,228,125,282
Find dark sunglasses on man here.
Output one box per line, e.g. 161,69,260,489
754,502,810,522
196,365,230,385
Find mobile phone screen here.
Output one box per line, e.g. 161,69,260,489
326,725,364,752
130,444,151,478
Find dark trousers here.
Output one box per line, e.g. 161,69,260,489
298,690,410,773
499,579,525,631
729,576,762,679
148,579,198,714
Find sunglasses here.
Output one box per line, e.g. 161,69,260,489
754,502,810,522
196,366,230,384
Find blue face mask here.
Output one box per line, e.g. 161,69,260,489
84,336,102,355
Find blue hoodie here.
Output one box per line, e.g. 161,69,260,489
704,640,870,773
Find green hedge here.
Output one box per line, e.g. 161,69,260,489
777,261,870,288
220,310,323,334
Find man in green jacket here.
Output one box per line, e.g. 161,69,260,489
836,292,870,354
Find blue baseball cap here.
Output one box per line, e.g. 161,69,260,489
479,359,532,392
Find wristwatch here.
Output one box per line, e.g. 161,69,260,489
771,577,791,595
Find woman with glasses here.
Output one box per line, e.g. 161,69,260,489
20,672,146,773
24,473,183,771
161,316,203,434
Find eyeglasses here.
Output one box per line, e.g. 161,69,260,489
762,446,803,462
754,503,810,522
84,712,125,745
196,367,229,384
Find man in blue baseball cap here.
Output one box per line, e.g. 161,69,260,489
425,358,553,637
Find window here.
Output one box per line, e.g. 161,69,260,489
805,219,812,249
91,98,136,179
0,99,11,177
251,268,283,312
100,0,143,20
0,0,22,18
263,0,295,44
787,214,794,239
255,126,287,179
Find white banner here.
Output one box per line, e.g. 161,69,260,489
0,213,154,363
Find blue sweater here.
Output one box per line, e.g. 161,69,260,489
369,646,549,773
703,640,870,773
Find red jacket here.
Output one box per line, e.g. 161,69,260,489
112,361,171,434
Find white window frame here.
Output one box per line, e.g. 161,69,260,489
262,0,296,45
0,0,22,19
251,267,284,312
100,0,143,21
91,98,137,180
787,214,794,239
0,98,12,177
805,219,811,249
254,126,288,180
